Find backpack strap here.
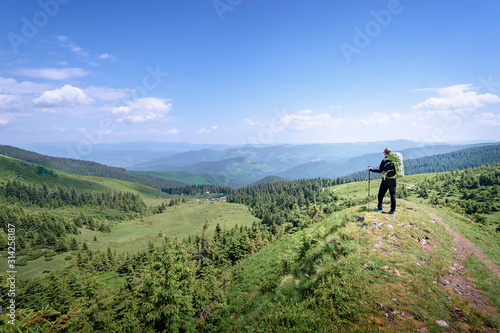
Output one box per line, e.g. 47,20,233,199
381,158,396,180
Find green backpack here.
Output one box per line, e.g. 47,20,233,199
383,152,405,180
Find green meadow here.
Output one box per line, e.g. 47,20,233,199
0,154,170,206
4,200,259,279
76,200,258,253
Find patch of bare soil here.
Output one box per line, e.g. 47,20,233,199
429,212,499,316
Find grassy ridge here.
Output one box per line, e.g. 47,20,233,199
214,201,499,331
329,173,500,266
0,145,186,190
0,154,168,205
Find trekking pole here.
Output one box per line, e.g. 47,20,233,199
367,167,371,210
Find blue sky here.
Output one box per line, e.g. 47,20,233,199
1,0,499,147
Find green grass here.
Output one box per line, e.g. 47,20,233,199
465,255,500,310
0,154,170,206
331,176,500,265
96,271,128,290
213,201,499,332
9,252,77,280
426,206,500,267
77,201,258,253
4,201,259,279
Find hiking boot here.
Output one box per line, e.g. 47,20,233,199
388,210,395,215
374,208,382,212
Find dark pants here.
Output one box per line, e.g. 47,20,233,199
378,178,397,212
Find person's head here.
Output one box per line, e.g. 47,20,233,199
384,148,392,157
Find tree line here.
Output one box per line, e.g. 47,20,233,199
0,179,147,213
410,163,500,230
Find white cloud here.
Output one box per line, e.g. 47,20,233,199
0,93,33,111
84,86,133,101
97,53,116,61
412,84,500,113
275,111,342,131
33,84,93,107
411,121,431,130
0,76,53,94
149,128,180,135
197,125,218,134
0,94,16,105
476,112,500,126
244,118,262,126
298,109,314,115
69,44,87,57
75,127,87,134
56,35,89,58
0,109,32,126
244,110,345,133
55,35,69,42
11,67,90,80
110,97,172,123
361,112,402,126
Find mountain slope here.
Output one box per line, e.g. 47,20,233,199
129,171,218,185
341,143,500,181
247,175,290,187
132,156,276,188
128,141,497,185
279,143,498,179
17,141,239,167
127,140,426,171
0,154,167,200
0,145,185,190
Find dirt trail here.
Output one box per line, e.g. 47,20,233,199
428,212,499,316
430,212,500,279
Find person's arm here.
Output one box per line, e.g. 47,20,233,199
369,159,385,173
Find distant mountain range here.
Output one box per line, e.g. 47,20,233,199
127,140,499,185
3,140,498,188
0,145,184,190
14,141,241,167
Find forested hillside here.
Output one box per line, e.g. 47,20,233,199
408,163,500,229
0,145,185,190
342,143,500,182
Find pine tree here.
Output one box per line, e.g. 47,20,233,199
133,238,196,332
70,237,79,251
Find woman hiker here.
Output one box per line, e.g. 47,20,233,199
368,148,397,214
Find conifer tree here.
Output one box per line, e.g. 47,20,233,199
133,238,196,332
